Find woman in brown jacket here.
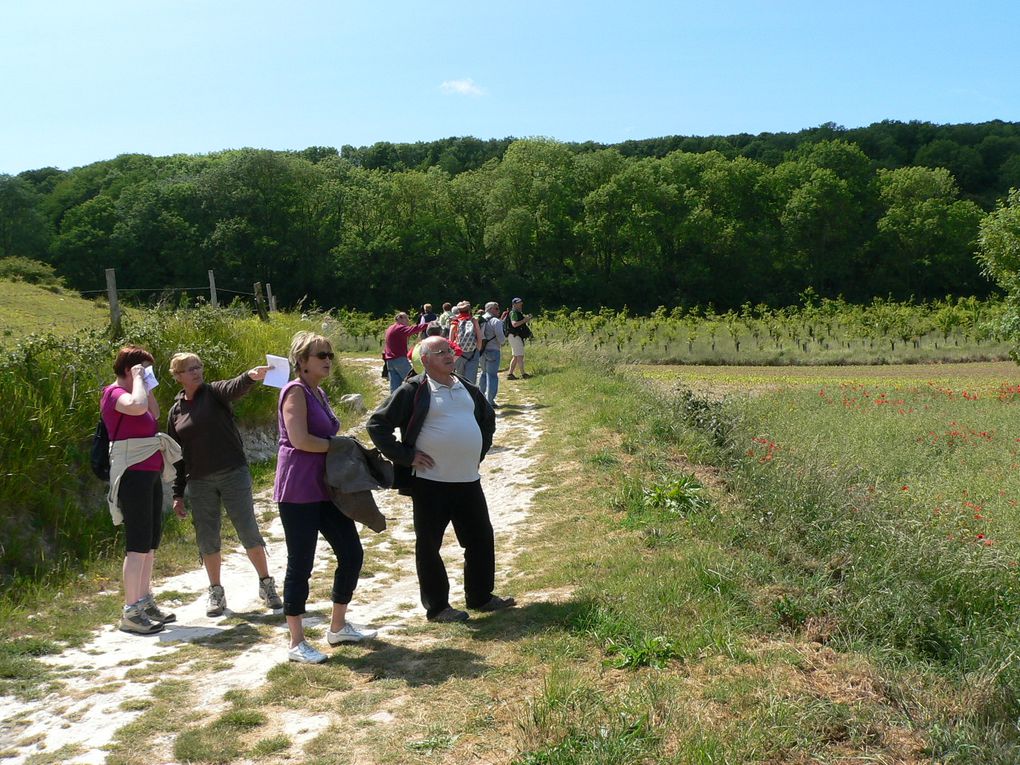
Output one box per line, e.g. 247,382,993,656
167,352,282,617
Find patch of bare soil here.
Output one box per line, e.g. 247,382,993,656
0,360,545,765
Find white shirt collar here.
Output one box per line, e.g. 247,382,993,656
425,373,461,391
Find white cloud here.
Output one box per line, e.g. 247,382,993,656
440,78,486,97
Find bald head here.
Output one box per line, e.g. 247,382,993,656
420,336,451,356
420,335,456,383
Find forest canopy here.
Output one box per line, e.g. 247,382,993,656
2,119,1019,313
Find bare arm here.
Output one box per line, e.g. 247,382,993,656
281,386,330,453
114,365,150,416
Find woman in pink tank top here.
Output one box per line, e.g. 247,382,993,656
102,345,173,635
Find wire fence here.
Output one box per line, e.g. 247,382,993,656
92,270,275,337
79,286,255,297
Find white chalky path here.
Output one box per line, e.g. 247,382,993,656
0,360,543,764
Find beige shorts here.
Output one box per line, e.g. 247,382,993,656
509,334,526,357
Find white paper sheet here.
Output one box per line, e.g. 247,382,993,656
142,365,159,390
263,354,291,388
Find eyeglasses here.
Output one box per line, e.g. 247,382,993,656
428,348,455,357
313,351,335,360
176,364,203,374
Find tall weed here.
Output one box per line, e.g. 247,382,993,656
0,306,349,587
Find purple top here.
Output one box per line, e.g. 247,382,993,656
101,385,163,472
273,379,340,503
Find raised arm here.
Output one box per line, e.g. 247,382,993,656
114,364,151,416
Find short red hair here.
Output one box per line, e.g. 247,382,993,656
113,345,155,377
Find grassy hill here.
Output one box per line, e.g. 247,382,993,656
0,281,114,347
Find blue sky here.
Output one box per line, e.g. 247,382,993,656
2,0,1019,174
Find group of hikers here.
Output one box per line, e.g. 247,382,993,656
100,298,533,663
382,297,535,402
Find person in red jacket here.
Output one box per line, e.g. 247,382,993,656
383,311,425,392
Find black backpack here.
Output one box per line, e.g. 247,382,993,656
507,310,533,340
90,412,123,481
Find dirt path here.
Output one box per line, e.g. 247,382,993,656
0,360,543,765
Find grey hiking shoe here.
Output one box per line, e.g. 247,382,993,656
206,584,226,617
120,603,164,635
259,576,283,610
141,593,176,624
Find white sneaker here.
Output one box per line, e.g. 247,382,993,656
288,640,327,664
326,621,378,645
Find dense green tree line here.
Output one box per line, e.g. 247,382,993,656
1,123,1016,313
340,120,1020,207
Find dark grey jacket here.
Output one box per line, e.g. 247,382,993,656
366,372,495,493
325,436,393,533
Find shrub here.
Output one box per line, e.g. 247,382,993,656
0,256,64,288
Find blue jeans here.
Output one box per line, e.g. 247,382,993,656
478,346,501,403
386,356,412,392
455,350,480,385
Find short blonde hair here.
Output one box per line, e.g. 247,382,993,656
289,331,332,368
169,352,202,375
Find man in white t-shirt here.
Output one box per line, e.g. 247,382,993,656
367,336,515,623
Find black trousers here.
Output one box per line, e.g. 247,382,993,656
278,500,363,616
410,477,495,619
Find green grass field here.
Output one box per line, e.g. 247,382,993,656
0,281,116,346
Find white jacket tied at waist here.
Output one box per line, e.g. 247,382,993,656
106,434,182,526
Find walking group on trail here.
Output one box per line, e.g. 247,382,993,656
382,296,535,399
97,296,533,664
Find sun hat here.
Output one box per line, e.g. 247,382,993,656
455,300,471,312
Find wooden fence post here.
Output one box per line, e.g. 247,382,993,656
266,283,277,313
208,270,218,308
253,282,269,322
105,268,122,339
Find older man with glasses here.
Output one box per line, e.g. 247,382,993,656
367,336,515,623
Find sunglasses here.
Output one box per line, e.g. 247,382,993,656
313,351,335,360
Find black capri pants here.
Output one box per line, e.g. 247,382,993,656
118,469,164,553
278,500,364,617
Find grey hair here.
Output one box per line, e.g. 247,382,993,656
484,301,498,312
419,336,448,356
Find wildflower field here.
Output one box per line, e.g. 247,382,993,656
644,360,1020,758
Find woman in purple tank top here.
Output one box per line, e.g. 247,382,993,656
274,331,377,664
